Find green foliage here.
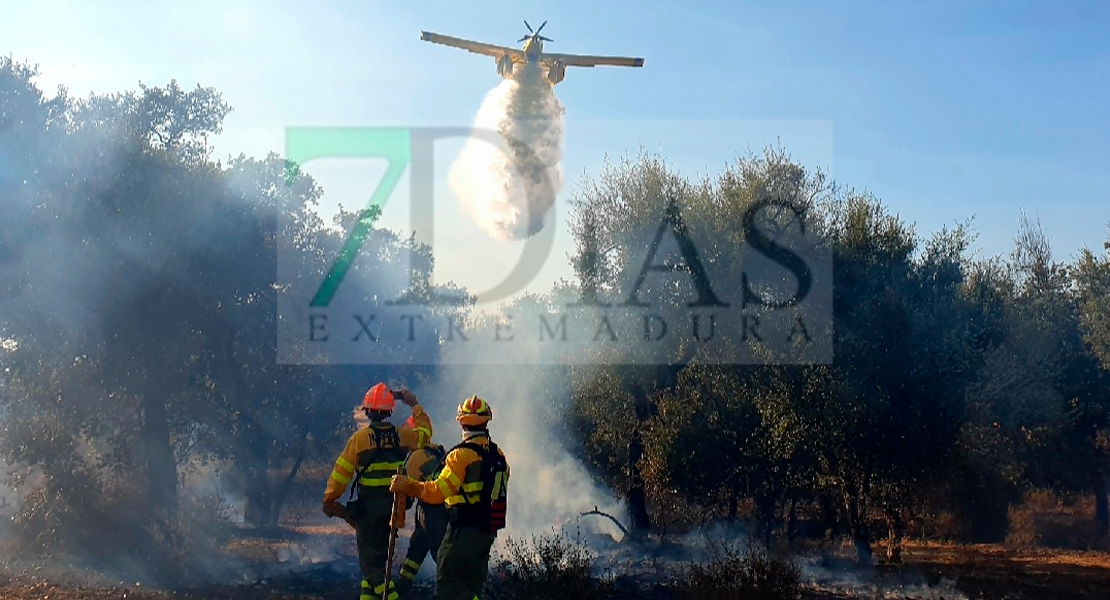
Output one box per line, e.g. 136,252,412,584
567,147,1110,556
0,55,451,578
1075,234,1110,369
569,366,640,480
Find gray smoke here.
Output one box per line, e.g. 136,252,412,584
421,365,627,543
449,63,565,240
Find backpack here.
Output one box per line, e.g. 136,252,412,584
451,439,508,532
347,425,404,505
406,444,447,510
420,444,447,482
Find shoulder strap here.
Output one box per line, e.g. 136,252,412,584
485,441,507,472
452,441,487,457
371,424,400,448
346,431,375,502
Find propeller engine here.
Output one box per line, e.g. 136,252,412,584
518,20,553,43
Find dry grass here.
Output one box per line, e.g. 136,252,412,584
1006,489,1104,550
489,528,611,600
899,539,1110,569
675,542,802,600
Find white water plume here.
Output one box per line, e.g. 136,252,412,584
449,64,565,240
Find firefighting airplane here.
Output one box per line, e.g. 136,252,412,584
419,20,645,85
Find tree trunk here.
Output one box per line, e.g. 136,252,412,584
819,493,838,542
755,494,776,548
627,435,651,531
243,469,272,527
619,364,679,534
728,484,740,521
216,329,276,528
270,429,310,523
844,485,872,566
853,523,873,566
240,416,273,528
141,389,178,515
1095,471,1110,540
884,506,903,563
786,497,798,548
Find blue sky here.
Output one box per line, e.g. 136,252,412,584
5,0,1108,297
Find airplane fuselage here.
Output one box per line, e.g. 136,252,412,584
523,38,543,62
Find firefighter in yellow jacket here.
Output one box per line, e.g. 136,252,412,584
390,396,509,600
396,416,449,592
323,384,432,600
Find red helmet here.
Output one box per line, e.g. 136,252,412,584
362,383,395,412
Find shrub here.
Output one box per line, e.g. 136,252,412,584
1006,502,1039,548
676,542,802,600
1006,489,1102,549
489,528,611,600
6,462,238,585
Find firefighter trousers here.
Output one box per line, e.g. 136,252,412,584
435,524,496,600
353,496,399,600
399,502,449,584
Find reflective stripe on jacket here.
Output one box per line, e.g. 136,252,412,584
414,431,509,507
356,425,405,493
324,405,432,503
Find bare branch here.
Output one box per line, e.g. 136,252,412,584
579,506,630,538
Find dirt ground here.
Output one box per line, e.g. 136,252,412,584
794,540,1110,600
881,542,1110,599
2,530,1109,600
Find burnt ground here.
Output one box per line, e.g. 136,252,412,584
793,541,1110,600
2,526,1109,600
880,542,1110,599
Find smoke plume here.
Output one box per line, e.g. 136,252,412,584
449,64,565,240
423,365,627,543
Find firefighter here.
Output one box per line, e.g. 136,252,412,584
390,396,509,600
396,417,449,592
323,384,432,600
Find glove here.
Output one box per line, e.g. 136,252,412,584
390,474,423,498
322,500,347,519
398,389,419,408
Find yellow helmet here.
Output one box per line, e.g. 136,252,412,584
457,395,493,426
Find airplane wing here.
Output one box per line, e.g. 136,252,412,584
543,52,645,68
420,31,524,60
